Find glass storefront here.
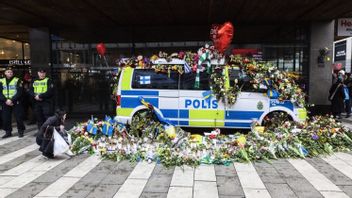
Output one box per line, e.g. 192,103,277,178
0,37,31,78
0,37,30,60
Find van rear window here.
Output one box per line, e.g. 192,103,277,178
132,69,179,89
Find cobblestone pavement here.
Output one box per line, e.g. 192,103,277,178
2,123,352,198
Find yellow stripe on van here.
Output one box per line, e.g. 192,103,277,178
189,109,224,120
116,108,134,116
189,110,225,127
121,67,133,90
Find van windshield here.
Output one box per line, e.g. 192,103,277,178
229,68,266,93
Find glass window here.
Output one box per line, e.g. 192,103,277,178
23,43,30,59
228,68,265,93
132,69,179,89
180,72,210,90
0,38,23,59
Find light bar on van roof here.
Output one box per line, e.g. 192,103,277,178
151,58,226,65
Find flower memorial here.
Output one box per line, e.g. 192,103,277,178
68,110,352,167
66,37,350,167
66,22,352,167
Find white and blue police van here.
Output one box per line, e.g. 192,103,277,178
115,58,307,128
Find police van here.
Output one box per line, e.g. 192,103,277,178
115,59,307,128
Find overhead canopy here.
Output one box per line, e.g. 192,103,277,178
0,0,351,42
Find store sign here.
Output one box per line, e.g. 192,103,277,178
334,41,346,61
0,59,31,66
337,18,352,36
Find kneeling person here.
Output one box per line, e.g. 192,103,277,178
36,109,69,158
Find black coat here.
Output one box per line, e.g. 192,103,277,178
329,82,344,114
36,115,63,158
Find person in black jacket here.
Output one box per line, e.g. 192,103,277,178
329,78,345,119
28,68,54,131
36,109,67,158
0,67,25,138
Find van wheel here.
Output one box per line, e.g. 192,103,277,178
262,111,292,129
132,109,158,123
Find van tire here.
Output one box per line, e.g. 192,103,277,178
131,109,158,124
262,111,292,128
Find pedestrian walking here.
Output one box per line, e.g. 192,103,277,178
0,67,26,138
29,68,54,131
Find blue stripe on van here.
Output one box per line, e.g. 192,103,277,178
180,110,189,118
225,111,263,120
121,90,159,96
121,97,159,108
160,109,189,118
160,109,189,119
161,109,178,118
225,122,251,128
169,120,178,125
270,100,294,111
179,121,189,126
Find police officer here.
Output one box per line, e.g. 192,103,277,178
0,67,25,138
29,68,54,131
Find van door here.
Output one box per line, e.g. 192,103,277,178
224,79,269,128
179,72,224,127
131,69,180,125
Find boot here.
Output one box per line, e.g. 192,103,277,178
18,131,24,138
2,132,12,139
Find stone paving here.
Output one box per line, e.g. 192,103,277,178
2,123,352,197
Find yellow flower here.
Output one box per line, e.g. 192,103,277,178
88,137,94,144
99,147,107,154
150,55,159,61
165,125,177,139
331,128,340,134
236,135,246,147
254,126,265,134
190,134,203,144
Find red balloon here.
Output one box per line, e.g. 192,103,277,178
96,43,106,56
212,22,234,53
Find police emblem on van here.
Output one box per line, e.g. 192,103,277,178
257,101,263,110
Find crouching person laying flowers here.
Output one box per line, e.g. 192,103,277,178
36,109,74,159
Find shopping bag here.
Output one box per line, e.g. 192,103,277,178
53,128,69,156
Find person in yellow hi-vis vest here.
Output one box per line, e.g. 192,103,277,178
28,68,54,132
0,67,25,138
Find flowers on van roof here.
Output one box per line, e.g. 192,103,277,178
69,113,352,167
